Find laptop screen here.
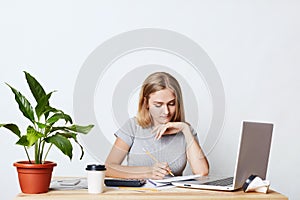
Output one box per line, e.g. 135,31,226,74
233,121,273,188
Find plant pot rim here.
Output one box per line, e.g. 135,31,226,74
13,161,57,168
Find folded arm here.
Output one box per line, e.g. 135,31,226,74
105,137,170,179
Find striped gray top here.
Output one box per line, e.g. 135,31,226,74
114,117,198,176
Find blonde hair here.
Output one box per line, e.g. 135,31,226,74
136,72,185,128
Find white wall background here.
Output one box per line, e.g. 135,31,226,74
0,1,299,199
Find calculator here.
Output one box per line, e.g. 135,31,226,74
104,178,146,187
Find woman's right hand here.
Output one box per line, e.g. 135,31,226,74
148,162,171,179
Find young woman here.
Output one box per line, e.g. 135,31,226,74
105,72,209,179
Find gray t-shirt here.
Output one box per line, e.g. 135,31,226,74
115,117,198,176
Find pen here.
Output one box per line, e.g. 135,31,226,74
143,148,175,177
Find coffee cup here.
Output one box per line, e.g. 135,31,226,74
86,164,106,194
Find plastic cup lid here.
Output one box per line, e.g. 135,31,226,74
86,164,106,171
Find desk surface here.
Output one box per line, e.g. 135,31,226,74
15,187,288,200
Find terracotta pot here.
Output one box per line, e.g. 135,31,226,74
13,161,57,194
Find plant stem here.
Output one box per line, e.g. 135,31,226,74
24,147,32,164
40,140,45,163
43,143,53,164
35,139,39,163
33,123,41,164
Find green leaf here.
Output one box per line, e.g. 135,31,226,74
66,124,94,134
35,92,54,119
36,122,52,137
43,105,59,120
6,83,35,123
57,132,77,139
16,135,29,146
36,122,47,129
47,113,73,125
57,132,85,160
0,123,21,138
26,126,43,147
37,106,57,118
24,71,46,104
49,126,67,133
45,134,73,160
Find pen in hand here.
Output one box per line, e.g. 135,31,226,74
142,148,175,177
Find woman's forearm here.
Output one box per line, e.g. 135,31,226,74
105,163,151,179
182,126,209,176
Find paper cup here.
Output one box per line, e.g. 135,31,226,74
86,164,106,194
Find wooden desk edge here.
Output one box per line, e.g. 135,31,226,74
15,187,288,200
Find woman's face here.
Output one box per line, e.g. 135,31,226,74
147,88,176,126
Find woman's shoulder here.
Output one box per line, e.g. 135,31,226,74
126,117,138,126
120,117,141,132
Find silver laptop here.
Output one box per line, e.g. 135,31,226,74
172,121,273,191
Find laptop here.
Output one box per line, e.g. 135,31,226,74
172,121,274,191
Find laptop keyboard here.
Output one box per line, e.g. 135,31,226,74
203,177,234,186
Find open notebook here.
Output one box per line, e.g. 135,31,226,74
148,174,202,186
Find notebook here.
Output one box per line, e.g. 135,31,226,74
172,121,273,191
148,174,202,187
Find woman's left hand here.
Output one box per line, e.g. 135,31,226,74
152,122,189,140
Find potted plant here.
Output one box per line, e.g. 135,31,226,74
0,71,94,194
